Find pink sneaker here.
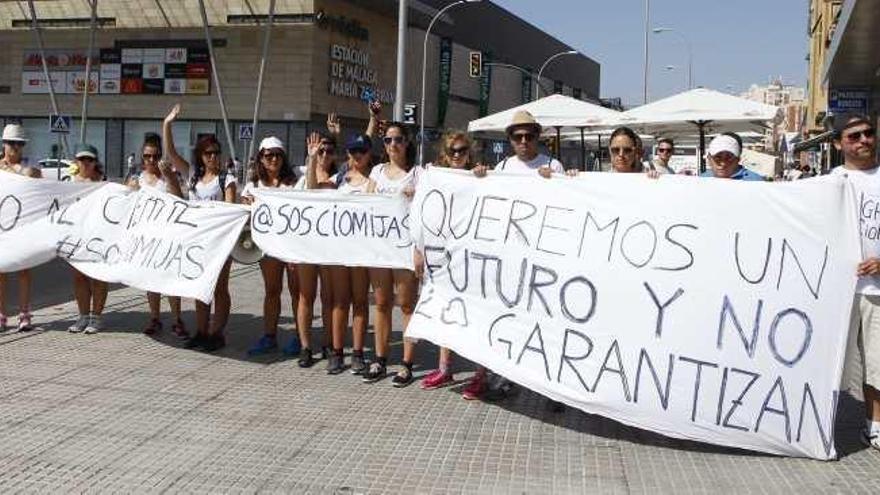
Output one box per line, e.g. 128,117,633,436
420,369,454,390
462,373,486,400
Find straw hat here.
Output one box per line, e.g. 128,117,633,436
505,110,542,135
1,124,28,143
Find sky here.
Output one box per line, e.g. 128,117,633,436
492,0,809,106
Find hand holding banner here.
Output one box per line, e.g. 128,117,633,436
408,168,859,459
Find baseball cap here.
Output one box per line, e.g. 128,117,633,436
832,113,873,139
707,135,741,158
74,143,99,160
346,133,372,152
258,136,285,152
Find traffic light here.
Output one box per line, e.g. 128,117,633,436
469,51,482,78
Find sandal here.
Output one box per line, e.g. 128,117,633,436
17,312,34,332
143,318,163,336
171,319,188,339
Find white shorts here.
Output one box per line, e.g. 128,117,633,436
842,294,880,395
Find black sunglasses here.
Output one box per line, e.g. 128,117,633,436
383,136,405,145
449,146,470,156
844,128,876,142
509,132,536,143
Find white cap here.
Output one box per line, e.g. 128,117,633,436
1,124,28,143
707,135,741,158
258,136,284,152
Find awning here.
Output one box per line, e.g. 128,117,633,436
823,0,880,88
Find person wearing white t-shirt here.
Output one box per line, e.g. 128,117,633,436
831,113,880,451
163,103,237,352
243,136,303,360
494,110,564,177
126,133,186,339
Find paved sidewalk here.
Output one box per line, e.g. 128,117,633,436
0,263,878,494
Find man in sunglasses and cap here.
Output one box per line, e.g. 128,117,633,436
495,110,564,178
829,113,880,451
0,124,40,178
700,133,763,181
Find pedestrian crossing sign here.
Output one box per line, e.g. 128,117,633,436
238,124,253,141
49,114,71,134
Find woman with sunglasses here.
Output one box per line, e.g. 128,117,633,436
163,103,237,352
608,127,645,174
67,143,108,335
293,132,336,368
315,133,377,375
126,133,186,338
417,131,490,393
0,124,40,332
361,122,421,386
243,137,303,357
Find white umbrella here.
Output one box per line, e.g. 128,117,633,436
610,88,781,171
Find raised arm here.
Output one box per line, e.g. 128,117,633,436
365,100,382,139
162,103,190,177
305,132,322,190
159,159,184,198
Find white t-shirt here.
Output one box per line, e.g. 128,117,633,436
369,163,421,195
138,173,177,194
331,172,370,194
831,164,880,294
241,179,293,198
495,153,564,175
188,173,237,202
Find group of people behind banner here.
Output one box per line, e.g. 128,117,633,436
1,104,879,451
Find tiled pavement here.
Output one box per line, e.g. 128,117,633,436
0,262,878,494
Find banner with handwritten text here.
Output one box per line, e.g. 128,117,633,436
408,168,860,460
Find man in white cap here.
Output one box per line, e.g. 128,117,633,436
829,113,880,450
0,124,40,178
495,110,564,177
700,133,763,181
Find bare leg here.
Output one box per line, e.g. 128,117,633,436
296,263,318,349
0,273,7,318
394,269,419,365
18,270,31,314
319,266,333,349
195,301,210,335
286,263,298,323
369,268,393,359
71,268,91,316
329,266,351,352
91,279,108,315
260,257,284,336
147,292,161,320
209,259,232,336
865,385,880,421
168,296,182,322
350,267,370,352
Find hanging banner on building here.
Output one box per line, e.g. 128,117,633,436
408,168,860,460
437,37,453,128
521,71,533,103
52,186,248,303
479,54,493,118
0,173,103,272
250,189,414,269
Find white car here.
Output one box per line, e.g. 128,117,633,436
37,159,75,181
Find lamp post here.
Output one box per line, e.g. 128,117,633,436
652,27,693,89
535,49,577,99
419,0,481,166
643,0,650,104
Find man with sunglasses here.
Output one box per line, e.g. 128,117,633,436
700,134,763,181
496,110,564,177
830,113,880,451
648,137,675,175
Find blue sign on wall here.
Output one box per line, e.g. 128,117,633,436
829,87,869,114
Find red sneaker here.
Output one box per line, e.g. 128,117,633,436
420,369,454,390
462,373,486,400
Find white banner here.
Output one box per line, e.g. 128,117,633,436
251,189,414,269
0,172,104,272
409,168,860,460
51,185,249,303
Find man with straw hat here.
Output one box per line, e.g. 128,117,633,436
495,110,564,177
0,124,40,178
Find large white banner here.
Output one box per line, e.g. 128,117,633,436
52,185,249,303
409,168,860,460
251,189,414,269
0,172,103,272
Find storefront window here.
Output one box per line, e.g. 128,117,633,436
13,118,105,168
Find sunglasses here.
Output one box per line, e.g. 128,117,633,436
77,156,96,163
383,136,405,145
610,146,635,155
844,128,876,142
261,152,283,160
142,153,160,160
449,146,469,156
202,149,220,157
3,141,24,148
510,132,536,143
657,147,673,154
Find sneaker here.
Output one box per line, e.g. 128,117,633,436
321,346,331,360
326,353,345,375
282,336,302,356
298,348,315,368
391,364,414,388
421,369,454,390
483,376,516,402
83,315,102,334
68,314,88,333
861,428,880,450
183,333,208,350
248,334,278,356
362,361,387,383
462,373,487,400
171,320,188,340
349,353,366,375
17,312,34,332
201,333,226,352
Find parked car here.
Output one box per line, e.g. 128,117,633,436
37,159,75,181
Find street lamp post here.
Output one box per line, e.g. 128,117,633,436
534,49,577,99
663,64,687,91
643,0,650,104
419,0,481,166
652,27,693,89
